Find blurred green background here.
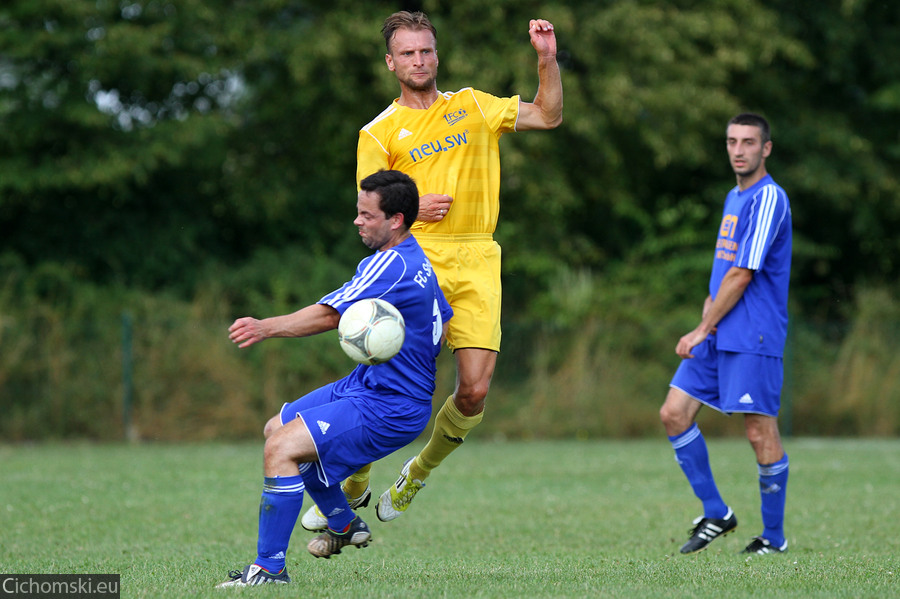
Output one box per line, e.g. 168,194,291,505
2,0,898,441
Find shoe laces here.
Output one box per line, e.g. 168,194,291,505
394,477,424,507
687,516,707,536
687,509,733,537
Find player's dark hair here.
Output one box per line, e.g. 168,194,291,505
728,113,771,143
359,170,420,229
382,11,437,53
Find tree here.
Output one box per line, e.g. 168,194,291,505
0,1,254,288
1,0,898,312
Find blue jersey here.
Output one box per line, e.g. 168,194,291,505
319,235,452,402
710,174,791,357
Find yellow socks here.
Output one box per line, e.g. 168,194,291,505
342,397,482,490
342,463,372,498
411,395,483,481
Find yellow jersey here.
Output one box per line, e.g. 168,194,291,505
357,88,520,237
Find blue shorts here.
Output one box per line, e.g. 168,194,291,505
279,381,430,487
670,336,784,417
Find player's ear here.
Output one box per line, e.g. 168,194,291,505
385,53,395,72
762,140,773,159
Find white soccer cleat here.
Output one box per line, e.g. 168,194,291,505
376,457,425,522
300,485,372,532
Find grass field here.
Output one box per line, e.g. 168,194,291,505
1,438,897,598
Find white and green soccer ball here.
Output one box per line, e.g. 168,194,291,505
338,298,405,365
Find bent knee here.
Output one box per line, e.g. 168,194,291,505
455,383,489,415
745,418,781,447
263,433,287,465
263,415,283,439
659,403,684,429
660,393,696,435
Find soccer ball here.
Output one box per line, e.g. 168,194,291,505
338,298,406,365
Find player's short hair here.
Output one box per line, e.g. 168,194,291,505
728,113,771,144
359,170,420,229
382,11,437,54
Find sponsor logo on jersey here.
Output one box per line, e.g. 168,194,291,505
716,237,738,263
398,128,413,140
719,214,738,238
408,131,469,163
716,215,739,262
317,420,330,434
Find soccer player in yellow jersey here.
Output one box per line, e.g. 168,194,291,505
300,10,562,531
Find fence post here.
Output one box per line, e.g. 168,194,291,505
122,312,137,442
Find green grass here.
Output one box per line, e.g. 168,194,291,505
1,439,897,598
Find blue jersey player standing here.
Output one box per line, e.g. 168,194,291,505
218,170,452,587
659,113,792,556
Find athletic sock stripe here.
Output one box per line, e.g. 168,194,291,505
669,423,701,449
263,478,306,494
758,458,789,477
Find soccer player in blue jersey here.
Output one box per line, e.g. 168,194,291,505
217,169,452,587
659,113,792,556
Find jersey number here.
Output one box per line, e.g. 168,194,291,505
432,299,443,345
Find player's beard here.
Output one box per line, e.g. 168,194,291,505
400,72,436,92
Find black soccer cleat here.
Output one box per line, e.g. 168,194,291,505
216,564,290,587
741,536,788,555
307,515,372,559
679,507,738,554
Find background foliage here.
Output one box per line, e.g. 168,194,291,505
1,0,898,440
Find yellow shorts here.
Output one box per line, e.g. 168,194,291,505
414,233,501,352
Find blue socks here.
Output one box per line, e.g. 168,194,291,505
301,467,355,532
759,454,789,547
669,424,729,519
251,462,357,575
254,474,305,574
670,424,789,546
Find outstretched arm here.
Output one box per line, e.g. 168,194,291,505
517,19,563,131
229,304,341,349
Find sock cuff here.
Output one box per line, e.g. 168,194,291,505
347,463,372,483
442,395,483,430
263,474,305,495
758,453,789,477
668,423,701,449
